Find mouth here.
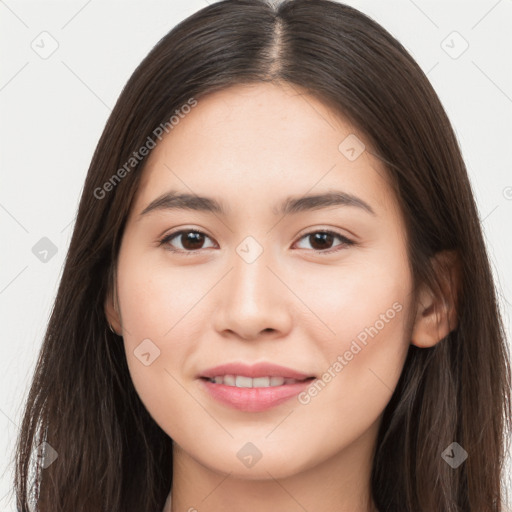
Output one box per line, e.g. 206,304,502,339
197,362,316,412
199,375,315,412
200,375,315,387
199,361,315,382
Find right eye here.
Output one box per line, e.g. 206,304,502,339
159,229,217,255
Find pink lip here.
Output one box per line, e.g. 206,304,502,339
199,378,314,412
198,362,315,412
199,362,313,380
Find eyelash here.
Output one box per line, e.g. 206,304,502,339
158,228,355,256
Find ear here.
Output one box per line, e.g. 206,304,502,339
104,269,122,335
411,250,460,348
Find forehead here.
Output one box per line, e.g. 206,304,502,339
131,82,400,223
144,82,362,166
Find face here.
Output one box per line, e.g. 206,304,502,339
110,82,414,480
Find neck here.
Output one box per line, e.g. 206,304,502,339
166,419,380,512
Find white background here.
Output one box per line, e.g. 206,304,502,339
1,0,511,510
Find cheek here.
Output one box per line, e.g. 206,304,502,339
115,248,206,412
116,247,208,341
297,245,412,408
115,269,208,444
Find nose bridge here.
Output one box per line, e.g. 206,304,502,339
214,233,291,339
231,233,276,307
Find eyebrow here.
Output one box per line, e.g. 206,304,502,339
139,189,376,218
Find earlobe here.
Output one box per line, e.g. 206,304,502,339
411,250,460,348
104,271,122,335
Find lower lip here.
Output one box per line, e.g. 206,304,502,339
199,378,314,412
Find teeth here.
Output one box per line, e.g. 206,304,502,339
235,375,253,388
208,375,302,388
223,375,236,386
253,377,270,387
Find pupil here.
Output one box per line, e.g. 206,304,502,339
183,232,204,249
311,233,332,250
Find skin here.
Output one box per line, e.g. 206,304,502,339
106,82,458,512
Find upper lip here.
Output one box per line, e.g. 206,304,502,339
199,362,314,381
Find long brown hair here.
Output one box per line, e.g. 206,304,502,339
13,0,511,510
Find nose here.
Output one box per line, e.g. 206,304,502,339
213,244,293,341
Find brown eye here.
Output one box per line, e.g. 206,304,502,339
160,230,215,253
160,228,354,256
308,232,335,250
294,230,354,254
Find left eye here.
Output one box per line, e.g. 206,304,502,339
294,230,354,253
159,229,354,255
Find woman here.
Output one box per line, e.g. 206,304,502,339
14,0,511,511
